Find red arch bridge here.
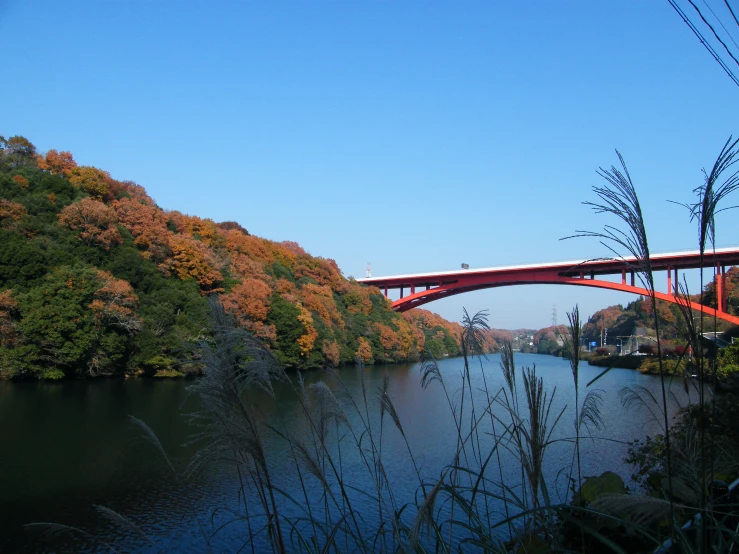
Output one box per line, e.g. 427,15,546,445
356,247,739,326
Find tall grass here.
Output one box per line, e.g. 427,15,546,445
30,140,739,553
61,300,583,553
673,136,739,551
565,150,678,530
675,136,739,525
566,138,739,552
170,301,625,552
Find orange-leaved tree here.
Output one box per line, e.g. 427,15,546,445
161,235,223,292
223,278,272,322
296,303,318,357
37,149,77,176
58,198,122,250
322,340,341,366
89,270,141,333
294,255,345,290
113,198,170,261
166,211,225,249
391,317,416,359
68,166,110,200
373,322,401,356
0,199,27,229
300,283,344,328
356,337,374,363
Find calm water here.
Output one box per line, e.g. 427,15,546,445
0,354,696,552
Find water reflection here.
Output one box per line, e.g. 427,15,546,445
0,354,697,552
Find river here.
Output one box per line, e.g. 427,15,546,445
0,353,696,552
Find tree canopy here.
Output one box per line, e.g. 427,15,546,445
0,135,465,379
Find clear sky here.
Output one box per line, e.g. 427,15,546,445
1,1,737,329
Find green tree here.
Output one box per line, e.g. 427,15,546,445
0,135,38,168
9,265,136,378
0,231,49,288
266,294,304,368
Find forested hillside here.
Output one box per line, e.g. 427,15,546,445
0,135,470,379
581,286,739,353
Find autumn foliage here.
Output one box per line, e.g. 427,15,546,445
0,199,27,229
89,270,141,332
68,166,111,199
356,337,373,363
37,149,77,176
12,175,28,188
112,198,170,261
58,197,122,250
162,234,223,292
0,134,465,378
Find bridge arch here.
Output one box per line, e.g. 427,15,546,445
387,276,739,327
357,248,739,327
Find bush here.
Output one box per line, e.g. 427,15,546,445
637,357,685,375
588,354,643,369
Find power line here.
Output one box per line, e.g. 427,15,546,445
669,0,739,87
687,0,739,70
703,0,739,50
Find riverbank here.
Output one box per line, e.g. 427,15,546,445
587,354,645,370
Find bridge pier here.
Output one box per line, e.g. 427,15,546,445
717,265,726,313
674,268,678,294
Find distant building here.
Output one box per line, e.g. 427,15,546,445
620,326,654,356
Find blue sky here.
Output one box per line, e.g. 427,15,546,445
1,1,737,329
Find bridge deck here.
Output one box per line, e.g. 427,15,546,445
357,247,739,288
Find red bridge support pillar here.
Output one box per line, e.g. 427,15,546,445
674,268,678,294
667,266,672,297
717,265,726,313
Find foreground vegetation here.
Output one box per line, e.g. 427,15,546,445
25,137,739,553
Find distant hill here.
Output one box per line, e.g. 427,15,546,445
0,135,468,379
